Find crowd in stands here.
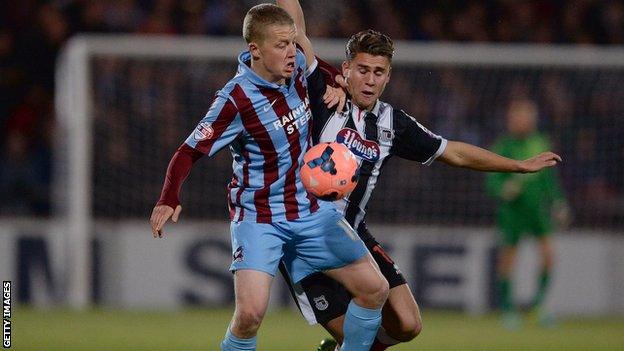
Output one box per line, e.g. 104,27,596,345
1,0,623,226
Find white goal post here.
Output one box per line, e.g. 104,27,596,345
55,35,624,309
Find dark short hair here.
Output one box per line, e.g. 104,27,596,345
243,4,294,43
345,29,394,61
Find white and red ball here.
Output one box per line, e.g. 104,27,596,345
300,142,360,201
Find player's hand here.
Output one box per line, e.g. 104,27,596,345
150,204,182,238
323,85,346,112
335,74,348,89
518,152,562,173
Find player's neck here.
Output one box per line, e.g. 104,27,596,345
250,60,286,85
353,100,378,113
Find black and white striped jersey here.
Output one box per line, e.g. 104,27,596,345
308,62,448,239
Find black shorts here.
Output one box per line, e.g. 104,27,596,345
279,224,407,325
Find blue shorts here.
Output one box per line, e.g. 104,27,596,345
229,206,368,283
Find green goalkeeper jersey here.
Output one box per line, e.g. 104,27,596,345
486,133,566,243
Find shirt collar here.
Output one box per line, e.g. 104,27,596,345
351,99,381,118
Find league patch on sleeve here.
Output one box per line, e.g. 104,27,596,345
379,127,394,143
193,122,214,141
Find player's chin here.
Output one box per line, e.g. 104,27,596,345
282,68,294,77
360,93,377,105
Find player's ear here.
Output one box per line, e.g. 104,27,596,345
249,42,261,60
342,61,351,79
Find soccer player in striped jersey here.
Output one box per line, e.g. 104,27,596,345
276,2,563,350
150,4,390,351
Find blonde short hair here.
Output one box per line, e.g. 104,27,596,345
243,4,294,43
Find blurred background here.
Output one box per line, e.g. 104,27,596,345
1,1,624,350
2,0,624,222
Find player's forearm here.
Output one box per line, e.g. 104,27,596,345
156,144,203,208
276,0,306,36
276,0,315,65
317,56,342,87
440,141,523,172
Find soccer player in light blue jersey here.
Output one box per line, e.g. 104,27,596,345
150,4,388,351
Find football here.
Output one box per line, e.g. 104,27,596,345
300,142,360,201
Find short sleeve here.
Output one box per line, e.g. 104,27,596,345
316,56,343,87
306,61,326,98
295,48,317,77
184,93,243,157
390,109,447,165
306,61,336,144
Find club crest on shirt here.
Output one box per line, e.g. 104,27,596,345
336,128,380,162
193,122,214,141
313,295,329,311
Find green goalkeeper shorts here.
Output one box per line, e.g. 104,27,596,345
498,208,552,247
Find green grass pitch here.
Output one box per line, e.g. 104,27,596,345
14,307,624,350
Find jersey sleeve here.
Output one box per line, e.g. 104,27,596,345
390,109,447,165
306,57,338,145
293,48,313,78
157,92,242,208
317,56,342,87
307,56,343,106
184,93,243,157
156,144,203,209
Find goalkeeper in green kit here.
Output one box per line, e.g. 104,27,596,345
486,99,570,329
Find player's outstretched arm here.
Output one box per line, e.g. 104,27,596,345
276,0,315,66
438,141,562,173
149,90,242,238
150,144,203,238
